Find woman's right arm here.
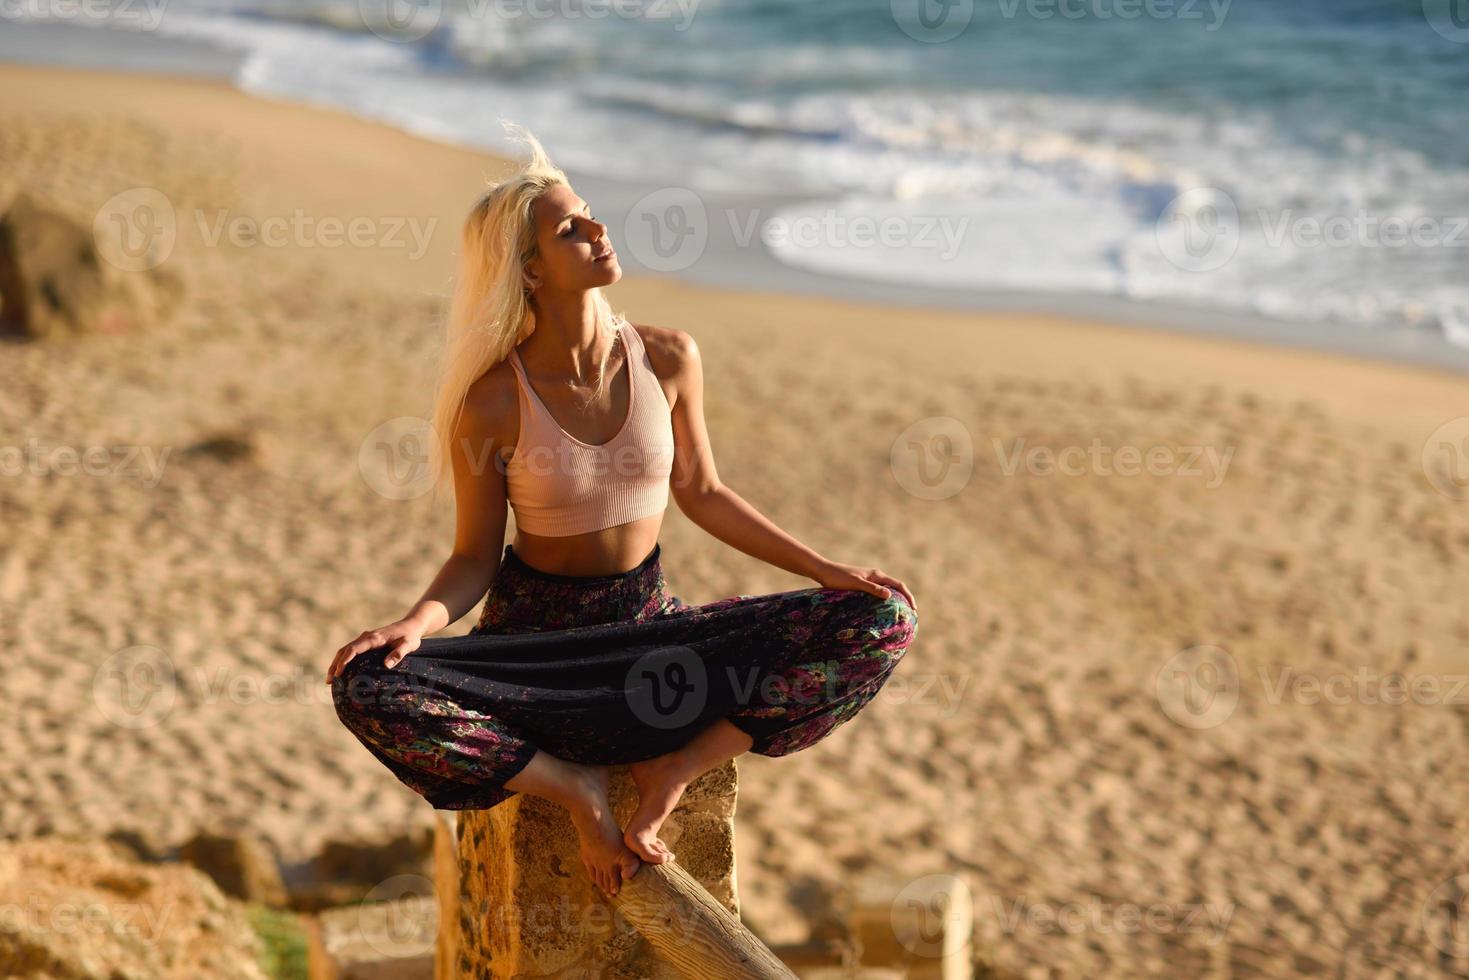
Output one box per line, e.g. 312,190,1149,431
326,379,511,681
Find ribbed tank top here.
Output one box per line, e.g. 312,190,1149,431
504,315,675,537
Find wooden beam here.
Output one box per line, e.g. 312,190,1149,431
612,860,798,979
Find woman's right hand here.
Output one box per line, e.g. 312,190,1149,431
325,619,426,684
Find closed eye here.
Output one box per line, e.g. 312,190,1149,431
561,215,597,237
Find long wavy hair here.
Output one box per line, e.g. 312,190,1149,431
426,121,624,505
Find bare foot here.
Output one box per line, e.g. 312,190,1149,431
564,763,642,898
624,753,692,865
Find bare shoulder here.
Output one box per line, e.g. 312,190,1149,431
459,357,520,458
627,320,700,382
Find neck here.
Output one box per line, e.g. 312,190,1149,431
525,294,617,383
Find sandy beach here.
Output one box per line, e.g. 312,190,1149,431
3,62,1469,978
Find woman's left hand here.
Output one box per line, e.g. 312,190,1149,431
812,560,917,611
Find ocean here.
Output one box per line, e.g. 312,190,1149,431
4,0,1468,360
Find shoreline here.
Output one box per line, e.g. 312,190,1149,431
4,20,1469,375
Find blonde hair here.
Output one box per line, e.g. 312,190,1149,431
427,121,623,505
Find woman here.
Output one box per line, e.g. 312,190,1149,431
324,123,919,900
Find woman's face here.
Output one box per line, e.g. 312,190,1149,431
525,184,621,296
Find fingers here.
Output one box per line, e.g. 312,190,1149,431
383,641,419,670
871,571,917,611
325,629,396,684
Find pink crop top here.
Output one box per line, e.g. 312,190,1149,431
504,315,675,536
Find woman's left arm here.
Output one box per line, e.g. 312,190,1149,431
652,326,917,611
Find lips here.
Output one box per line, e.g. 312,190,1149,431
594,250,615,262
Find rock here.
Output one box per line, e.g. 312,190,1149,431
184,432,260,463
286,826,435,914
0,834,269,979
442,759,741,979
179,831,289,909
313,826,435,884
0,191,183,341
306,896,436,980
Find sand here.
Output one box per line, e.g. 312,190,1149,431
3,63,1468,978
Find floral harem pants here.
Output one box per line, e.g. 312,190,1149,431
331,542,918,811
